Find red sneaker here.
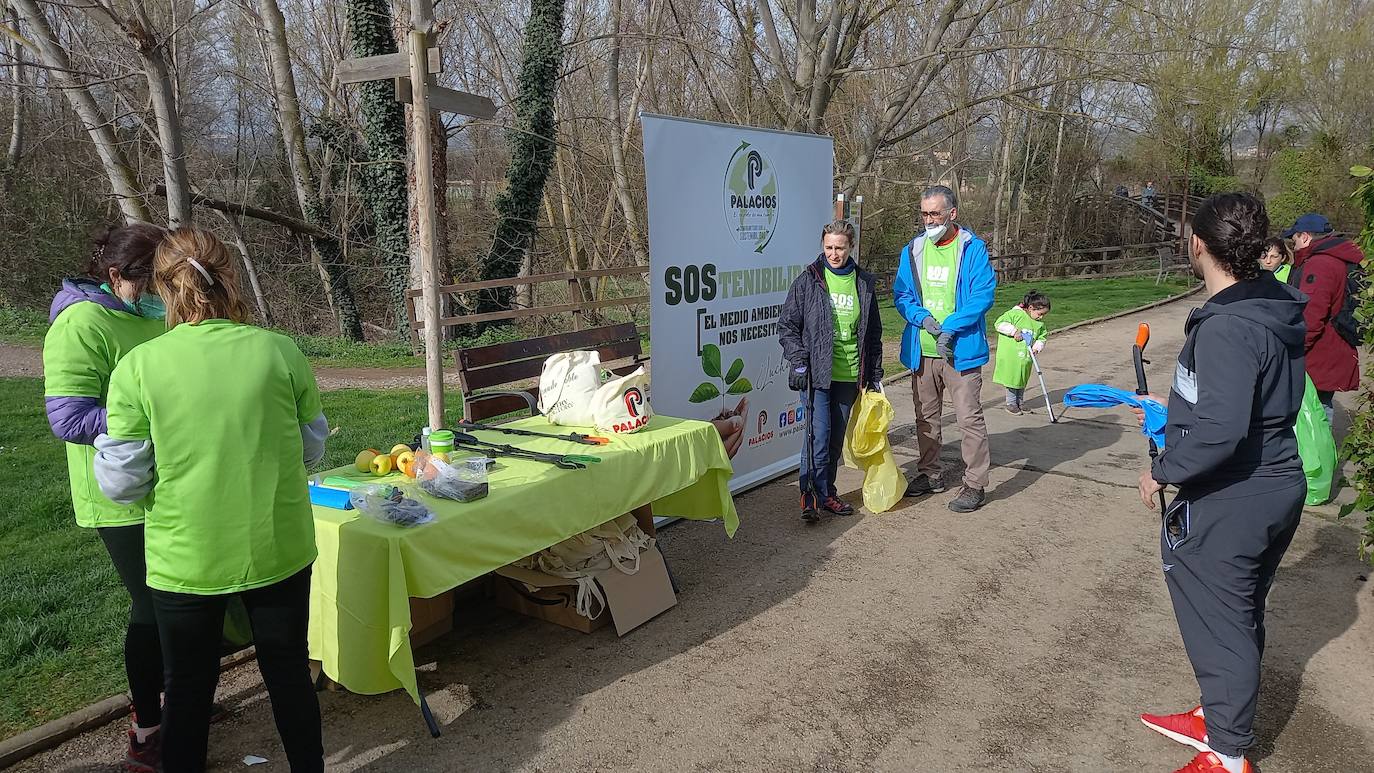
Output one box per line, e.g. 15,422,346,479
1141,706,1211,753
1173,751,1254,773
121,727,162,773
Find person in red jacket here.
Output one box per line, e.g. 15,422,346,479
1283,213,1363,422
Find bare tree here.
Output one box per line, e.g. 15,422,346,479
85,1,192,225
253,0,364,340
11,0,150,222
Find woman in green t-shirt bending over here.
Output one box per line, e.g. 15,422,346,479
95,228,329,773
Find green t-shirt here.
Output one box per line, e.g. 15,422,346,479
825,268,860,382
992,306,1047,389
1272,264,1291,283
43,300,165,528
105,320,323,594
919,237,960,357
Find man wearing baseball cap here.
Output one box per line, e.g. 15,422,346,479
1283,212,1364,421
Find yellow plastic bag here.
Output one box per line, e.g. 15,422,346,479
842,388,903,513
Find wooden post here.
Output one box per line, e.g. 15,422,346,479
408,19,445,431
833,192,846,221
852,194,864,263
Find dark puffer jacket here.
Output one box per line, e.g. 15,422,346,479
778,256,884,389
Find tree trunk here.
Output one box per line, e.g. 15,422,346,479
1038,113,1066,255
216,208,272,325
127,6,192,226
12,0,149,223
605,0,648,266
554,144,594,304
347,0,412,338
255,0,363,340
4,9,23,192
479,0,564,317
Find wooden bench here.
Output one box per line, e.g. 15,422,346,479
454,321,656,536
455,321,646,423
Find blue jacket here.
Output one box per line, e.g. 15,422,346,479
892,226,997,371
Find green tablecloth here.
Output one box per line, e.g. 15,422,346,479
306,415,738,701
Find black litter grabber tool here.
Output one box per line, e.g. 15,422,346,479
456,420,609,446
1132,323,1167,513
802,382,821,521
451,432,601,470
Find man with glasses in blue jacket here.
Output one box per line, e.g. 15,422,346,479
893,185,998,512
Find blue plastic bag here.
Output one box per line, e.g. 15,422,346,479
1063,384,1167,449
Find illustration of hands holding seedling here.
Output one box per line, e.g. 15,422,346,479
690,344,753,458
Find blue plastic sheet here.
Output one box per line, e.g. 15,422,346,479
1063,384,1168,449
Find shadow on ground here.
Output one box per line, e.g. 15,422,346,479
126,480,866,772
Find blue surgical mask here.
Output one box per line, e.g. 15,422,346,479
102,283,166,320
132,294,166,320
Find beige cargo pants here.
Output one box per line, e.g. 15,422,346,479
911,356,991,490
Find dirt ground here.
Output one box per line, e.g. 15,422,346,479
11,297,1374,772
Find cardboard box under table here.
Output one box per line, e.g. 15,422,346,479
306,415,738,728
491,540,677,635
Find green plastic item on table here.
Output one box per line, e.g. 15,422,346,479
1295,374,1336,506
306,414,738,702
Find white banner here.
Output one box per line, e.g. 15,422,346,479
642,114,835,492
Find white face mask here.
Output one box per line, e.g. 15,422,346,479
924,223,948,242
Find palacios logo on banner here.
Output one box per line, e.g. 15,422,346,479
724,141,779,253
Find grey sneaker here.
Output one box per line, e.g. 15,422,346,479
948,486,985,513
1004,403,1022,414
905,473,947,497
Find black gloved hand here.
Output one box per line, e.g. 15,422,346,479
788,365,809,392
936,331,954,361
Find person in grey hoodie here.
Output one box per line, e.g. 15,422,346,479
1136,193,1307,773
779,220,884,523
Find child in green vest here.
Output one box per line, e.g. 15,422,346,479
992,290,1051,414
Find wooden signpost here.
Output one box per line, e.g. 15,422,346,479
336,1,496,433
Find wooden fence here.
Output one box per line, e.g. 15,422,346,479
405,265,649,345
406,238,1190,348
866,239,1189,288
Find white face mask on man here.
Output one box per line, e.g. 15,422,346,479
924,223,948,242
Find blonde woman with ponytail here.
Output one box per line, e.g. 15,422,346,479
94,228,328,773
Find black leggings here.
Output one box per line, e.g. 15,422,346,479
150,565,322,773
97,525,164,728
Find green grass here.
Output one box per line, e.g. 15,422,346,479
0,378,447,739
0,377,130,737
0,307,50,346
285,332,418,369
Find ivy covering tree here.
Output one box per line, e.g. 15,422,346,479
1339,162,1374,562
478,0,564,316
346,0,411,337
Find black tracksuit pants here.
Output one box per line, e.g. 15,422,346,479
1160,479,1304,757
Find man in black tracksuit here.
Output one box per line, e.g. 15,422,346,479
1137,193,1307,773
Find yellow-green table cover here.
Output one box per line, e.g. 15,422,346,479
307,415,738,701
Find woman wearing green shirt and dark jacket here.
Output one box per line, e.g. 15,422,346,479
44,224,168,772
95,228,330,773
779,220,884,523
